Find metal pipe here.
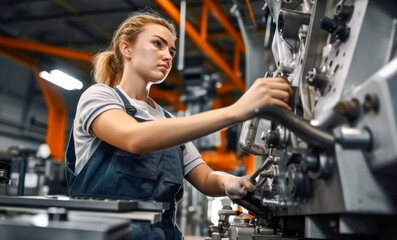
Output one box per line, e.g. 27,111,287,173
231,2,267,88
177,0,186,71
255,106,335,150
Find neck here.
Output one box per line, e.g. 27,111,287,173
119,64,151,103
119,78,150,102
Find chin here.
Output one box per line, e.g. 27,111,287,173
147,69,170,85
151,79,166,85
148,75,166,85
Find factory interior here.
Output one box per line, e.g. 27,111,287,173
1,0,397,239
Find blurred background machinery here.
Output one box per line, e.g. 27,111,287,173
5,144,66,197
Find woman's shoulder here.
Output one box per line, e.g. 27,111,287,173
83,83,114,94
76,84,124,113
79,83,120,101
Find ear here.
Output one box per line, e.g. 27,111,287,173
119,41,133,59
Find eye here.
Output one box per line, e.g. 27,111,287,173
170,51,176,58
153,40,162,48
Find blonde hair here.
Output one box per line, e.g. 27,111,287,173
92,10,177,87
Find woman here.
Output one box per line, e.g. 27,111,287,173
65,10,292,240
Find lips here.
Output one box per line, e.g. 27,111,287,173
158,64,168,70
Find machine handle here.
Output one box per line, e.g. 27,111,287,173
255,105,335,151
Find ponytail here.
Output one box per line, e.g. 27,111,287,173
92,50,122,87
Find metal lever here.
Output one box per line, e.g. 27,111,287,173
255,106,335,150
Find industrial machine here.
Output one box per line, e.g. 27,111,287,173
208,0,397,239
0,195,169,240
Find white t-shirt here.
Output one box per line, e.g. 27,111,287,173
73,84,204,175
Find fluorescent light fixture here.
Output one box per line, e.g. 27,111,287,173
39,69,83,90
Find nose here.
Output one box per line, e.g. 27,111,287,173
162,49,172,62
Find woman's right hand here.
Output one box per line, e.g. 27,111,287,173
231,77,293,121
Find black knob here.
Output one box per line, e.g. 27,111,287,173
320,17,350,42
262,130,280,148
306,68,328,93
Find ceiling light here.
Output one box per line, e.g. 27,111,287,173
39,69,83,90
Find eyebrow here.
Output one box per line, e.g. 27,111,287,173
154,35,176,53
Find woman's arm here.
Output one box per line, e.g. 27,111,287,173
185,163,255,198
91,77,292,154
91,105,237,154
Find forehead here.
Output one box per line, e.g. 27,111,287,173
139,24,175,44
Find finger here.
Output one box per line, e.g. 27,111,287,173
269,99,292,111
264,82,291,90
256,77,287,85
268,78,293,94
265,77,289,85
263,82,293,96
269,89,291,101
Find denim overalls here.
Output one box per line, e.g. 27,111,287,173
65,88,185,239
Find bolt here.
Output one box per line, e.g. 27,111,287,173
364,93,379,113
306,68,328,93
337,99,360,122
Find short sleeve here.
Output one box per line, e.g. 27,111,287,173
183,141,205,176
75,84,124,135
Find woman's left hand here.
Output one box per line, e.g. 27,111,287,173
225,176,256,200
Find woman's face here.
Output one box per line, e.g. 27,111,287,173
128,23,176,84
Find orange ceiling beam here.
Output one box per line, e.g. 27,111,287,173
0,35,94,62
154,0,246,93
0,48,67,161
